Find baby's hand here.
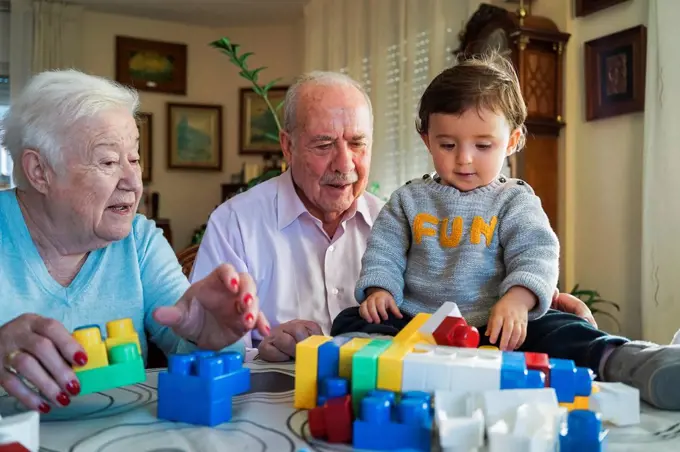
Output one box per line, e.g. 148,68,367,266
486,287,535,351
359,288,403,324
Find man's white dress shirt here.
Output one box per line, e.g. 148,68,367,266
190,170,384,347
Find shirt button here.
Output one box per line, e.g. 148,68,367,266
328,245,335,252
332,288,339,295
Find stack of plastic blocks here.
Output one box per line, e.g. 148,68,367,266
0,411,39,452
157,350,250,426
71,318,145,395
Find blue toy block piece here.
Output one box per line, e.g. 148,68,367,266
500,354,528,389
575,367,595,396
322,377,349,399
317,341,340,386
402,391,431,405
559,410,608,452
549,358,577,403
525,369,546,389
502,351,526,365
157,350,250,426
353,391,432,451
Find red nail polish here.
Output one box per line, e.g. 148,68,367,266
66,380,80,395
38,403,51,414
243,293,253,307
264,325,271,335
245,313,254,323
230,278,238,290
74,351,88,366
57,393,70,406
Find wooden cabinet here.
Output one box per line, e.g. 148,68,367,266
456,3,570,230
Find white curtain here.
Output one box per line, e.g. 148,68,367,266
303,0,468,197
32,0,83,73
641,0,680,343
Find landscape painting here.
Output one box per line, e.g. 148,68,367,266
239,86,287,154
167,103,223,171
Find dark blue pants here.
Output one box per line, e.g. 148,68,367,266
331,307,629,378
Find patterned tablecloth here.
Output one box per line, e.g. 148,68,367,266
1,359,680,451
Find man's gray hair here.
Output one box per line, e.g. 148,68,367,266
1,69,139,189
282,70,373,135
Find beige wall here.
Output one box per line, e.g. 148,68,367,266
530,0,647,337
80,11,303,250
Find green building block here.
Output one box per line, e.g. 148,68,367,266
351,339,392,414
76,342,145,395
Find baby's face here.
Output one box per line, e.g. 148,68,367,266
420,109,520,192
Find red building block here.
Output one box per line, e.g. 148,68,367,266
0,443,30,452
308,395,353,443
525,352,551,386
433,317,480,348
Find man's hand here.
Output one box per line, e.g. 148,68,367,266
359,288,403,324
486,286,535,351
257,320,323,362
551,290,597,328
153,264,269,350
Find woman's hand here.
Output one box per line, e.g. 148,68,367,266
154,263,270,350
551,290,598,328
0,314,87,412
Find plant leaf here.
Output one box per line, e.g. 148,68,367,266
263,78,283,92
250,67,267,82
252,85,263,96
239,52,254,66
589,299,621,311
209,37,230,49
263,132,279,142
275,100,285,112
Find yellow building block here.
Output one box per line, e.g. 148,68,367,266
294,335,332,409
479,345,499,351
339,337,371,379
559,401,575,411
377,342,414,392
393,313,433,345
104,318,141,354
72,327,109,372
573,396,589,410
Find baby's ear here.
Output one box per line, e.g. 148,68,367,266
506,127,523,156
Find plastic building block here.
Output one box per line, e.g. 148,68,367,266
434,390,485,451
351,340,392,414
157,350,250,426
338,337,371,379
294,336,331,409
419,302,462,342
0,411,39,452
308,395,353,443
433,316,480,348
500,352,545,390
104,318,142,354
589,382,640,426
72,326,109,371
376,341,413,392
76,342,145,395
317,377,349,406
559,410,608,451
524,352,550,385
353,390,432,451
549,359,594,403
393,313,433,345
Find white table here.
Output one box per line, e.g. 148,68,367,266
2,359,680,451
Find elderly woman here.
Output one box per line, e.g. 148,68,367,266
0,69,269,414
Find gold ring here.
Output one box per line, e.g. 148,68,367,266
4,350,22,373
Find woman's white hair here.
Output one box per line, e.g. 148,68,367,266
1,69,139,189
282,71,373,136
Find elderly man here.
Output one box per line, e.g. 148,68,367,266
191,71,590,354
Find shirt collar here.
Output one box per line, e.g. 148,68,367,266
276,169,375,230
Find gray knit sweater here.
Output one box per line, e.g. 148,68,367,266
354,174,560,328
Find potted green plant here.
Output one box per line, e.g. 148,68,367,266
569,284,621,331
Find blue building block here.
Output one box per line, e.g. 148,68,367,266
559,410,608,451
575,367,595,396
317,377,349,406
317,341,341,387
499,352,545,389
157,350,250,426
549,358,578,403
353,390,432,451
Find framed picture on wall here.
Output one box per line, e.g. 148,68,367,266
239,87,287,155
115,36,187,95
584,25,647,121
136,112,153,183
574,0,630,17
167,103,223,171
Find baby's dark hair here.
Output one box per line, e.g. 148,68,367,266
416,51,527,151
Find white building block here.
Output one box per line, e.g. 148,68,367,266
0,411,40,452
487,403,566,452
420,302,463,336
481,388,558,428
434,390,485,452
402,344,501,393
589,382,640,426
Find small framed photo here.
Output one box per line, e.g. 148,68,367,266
584,25,647,122
239,86,287,155
136,112,153,183
575,0,630,17
167,103,223,171
115,36,187,95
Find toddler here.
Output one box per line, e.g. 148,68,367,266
354,51,559,351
